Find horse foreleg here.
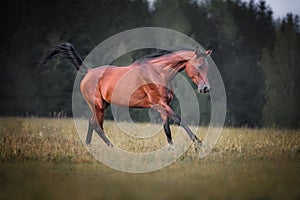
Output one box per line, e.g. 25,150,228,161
158,104,202,147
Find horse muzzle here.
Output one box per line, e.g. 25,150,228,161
197,84,210,93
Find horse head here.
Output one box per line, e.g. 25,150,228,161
185,49,212,93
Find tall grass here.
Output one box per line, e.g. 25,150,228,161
1,117,299,163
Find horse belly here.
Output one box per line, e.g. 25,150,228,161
100,80,151,108
128,90,152,108
108,89,151,108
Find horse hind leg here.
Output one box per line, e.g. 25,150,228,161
94,103,113,147
85,116,95,145
95,126,113,147
160,112,173,145
84,99,112,147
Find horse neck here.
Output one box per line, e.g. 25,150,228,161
159,50,194,78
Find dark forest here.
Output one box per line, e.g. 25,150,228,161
1,0,299,128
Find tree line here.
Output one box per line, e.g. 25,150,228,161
0,0,299,128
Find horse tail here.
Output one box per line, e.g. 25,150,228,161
40,42,88,73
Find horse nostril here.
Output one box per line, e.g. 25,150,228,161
203,86,209,93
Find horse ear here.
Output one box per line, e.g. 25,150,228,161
205,50,212,56
194,48,201,56
195,48,212,57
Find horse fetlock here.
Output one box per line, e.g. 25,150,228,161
194,139,202,147
107,142,114,147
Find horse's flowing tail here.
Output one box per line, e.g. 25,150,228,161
40,42,88,73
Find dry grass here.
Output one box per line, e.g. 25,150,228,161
0,117,300,200
0,117,92,163
1,117,299,162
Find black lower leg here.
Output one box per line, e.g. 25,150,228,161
163,120,173,145
182,124,202,146
85,119,94,145
171,114,202,145
95,127,113,147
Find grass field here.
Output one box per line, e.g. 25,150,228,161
0,117,300,199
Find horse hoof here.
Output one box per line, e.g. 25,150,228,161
193,139,202,147
196,140,203,147
168,144,175,150
194,140,203,152
85,141,91,147
107,143,114,147
86,143,91,148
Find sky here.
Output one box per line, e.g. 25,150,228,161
248,0,300,18
148,0,300,19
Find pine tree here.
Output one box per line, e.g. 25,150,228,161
261,14,300,128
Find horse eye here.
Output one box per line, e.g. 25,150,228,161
198,65,203,69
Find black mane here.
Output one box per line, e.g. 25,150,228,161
133,49,175,64
133,47,196,64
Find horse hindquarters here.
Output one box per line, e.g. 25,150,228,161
80,73,113,147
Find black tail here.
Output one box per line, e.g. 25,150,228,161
40,42,88,73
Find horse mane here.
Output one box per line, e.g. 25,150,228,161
133,48,195,64
133,49,174,64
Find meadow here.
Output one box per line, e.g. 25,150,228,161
0,117,300,200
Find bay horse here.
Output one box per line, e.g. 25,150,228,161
41,42,212,148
